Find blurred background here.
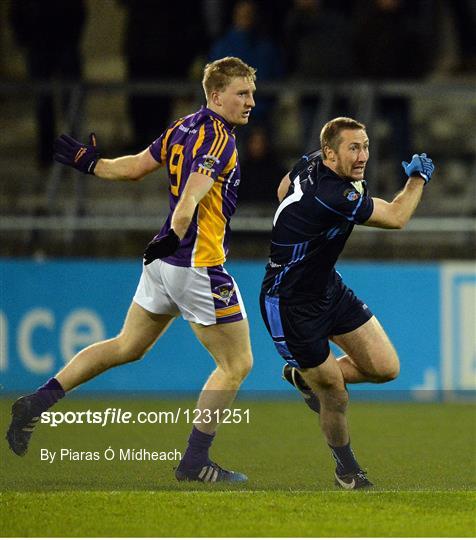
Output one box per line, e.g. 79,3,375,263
0,0,475,396
1,0,475,259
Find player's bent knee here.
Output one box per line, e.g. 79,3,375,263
233,353,253,381
243,353,253,375
221,352,253,384
378,363,400,382
377,352,400,382
113,336,150,365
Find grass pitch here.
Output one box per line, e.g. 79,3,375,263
1,396,475,537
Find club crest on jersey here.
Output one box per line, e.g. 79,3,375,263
212,284,235,305
343,188,359,201
201,155,218,170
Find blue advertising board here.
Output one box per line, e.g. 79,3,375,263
1,259,474,398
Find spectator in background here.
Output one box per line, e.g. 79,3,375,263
202,1,235,43
239,126,286,204
120,1,207,152
446,0,476,74
204,0,291,46
353,0,436,184
285,0,352,80
209,0,284,126
9,0,86,169
284,0,353,147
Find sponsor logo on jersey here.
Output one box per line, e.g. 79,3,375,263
201,155,219,170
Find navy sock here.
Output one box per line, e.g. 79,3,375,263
34,378,65,412
329,440,361,474
180,427,215,469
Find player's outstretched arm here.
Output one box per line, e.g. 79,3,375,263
53,133,161,181
143,172,214,265
364,153,435,230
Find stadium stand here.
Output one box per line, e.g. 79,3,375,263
0,0,474,259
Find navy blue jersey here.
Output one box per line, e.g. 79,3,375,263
262,151,374,304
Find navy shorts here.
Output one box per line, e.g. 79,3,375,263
260,278,373,369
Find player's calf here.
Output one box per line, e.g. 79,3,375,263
305,359,373,488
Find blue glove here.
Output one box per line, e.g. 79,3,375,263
401,153,435,184
54,133,99,174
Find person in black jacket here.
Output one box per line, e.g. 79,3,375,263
10,0,86,169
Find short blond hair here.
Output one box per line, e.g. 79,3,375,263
320,117,366,158
202,57,256,98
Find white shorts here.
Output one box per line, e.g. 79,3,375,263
133,260,247,326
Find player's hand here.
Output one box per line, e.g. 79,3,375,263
53,133,99,174
401,153,435,184
143,229,181,265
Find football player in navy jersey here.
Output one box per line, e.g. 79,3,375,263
261,117,435,489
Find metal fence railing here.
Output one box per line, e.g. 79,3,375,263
1,79,475,257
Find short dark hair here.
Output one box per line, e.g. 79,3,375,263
320,117,366,158
202,57,256,98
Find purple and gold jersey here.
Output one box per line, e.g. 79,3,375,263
149,107,240,268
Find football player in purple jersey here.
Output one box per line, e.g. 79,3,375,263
7,57,257,483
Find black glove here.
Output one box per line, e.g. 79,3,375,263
53,133,99,174
143,229,181,265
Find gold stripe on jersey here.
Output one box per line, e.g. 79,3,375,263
190,118,236,266
192,124,206,158
215,304,241,319
199,167,213,177
215,123,229,162
220,147,237,176
160,118,186,162
193,135,237,266
208,118,224,157
197,119,221,177
199,120,218,177
192,180,226,266
198,120,230,177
